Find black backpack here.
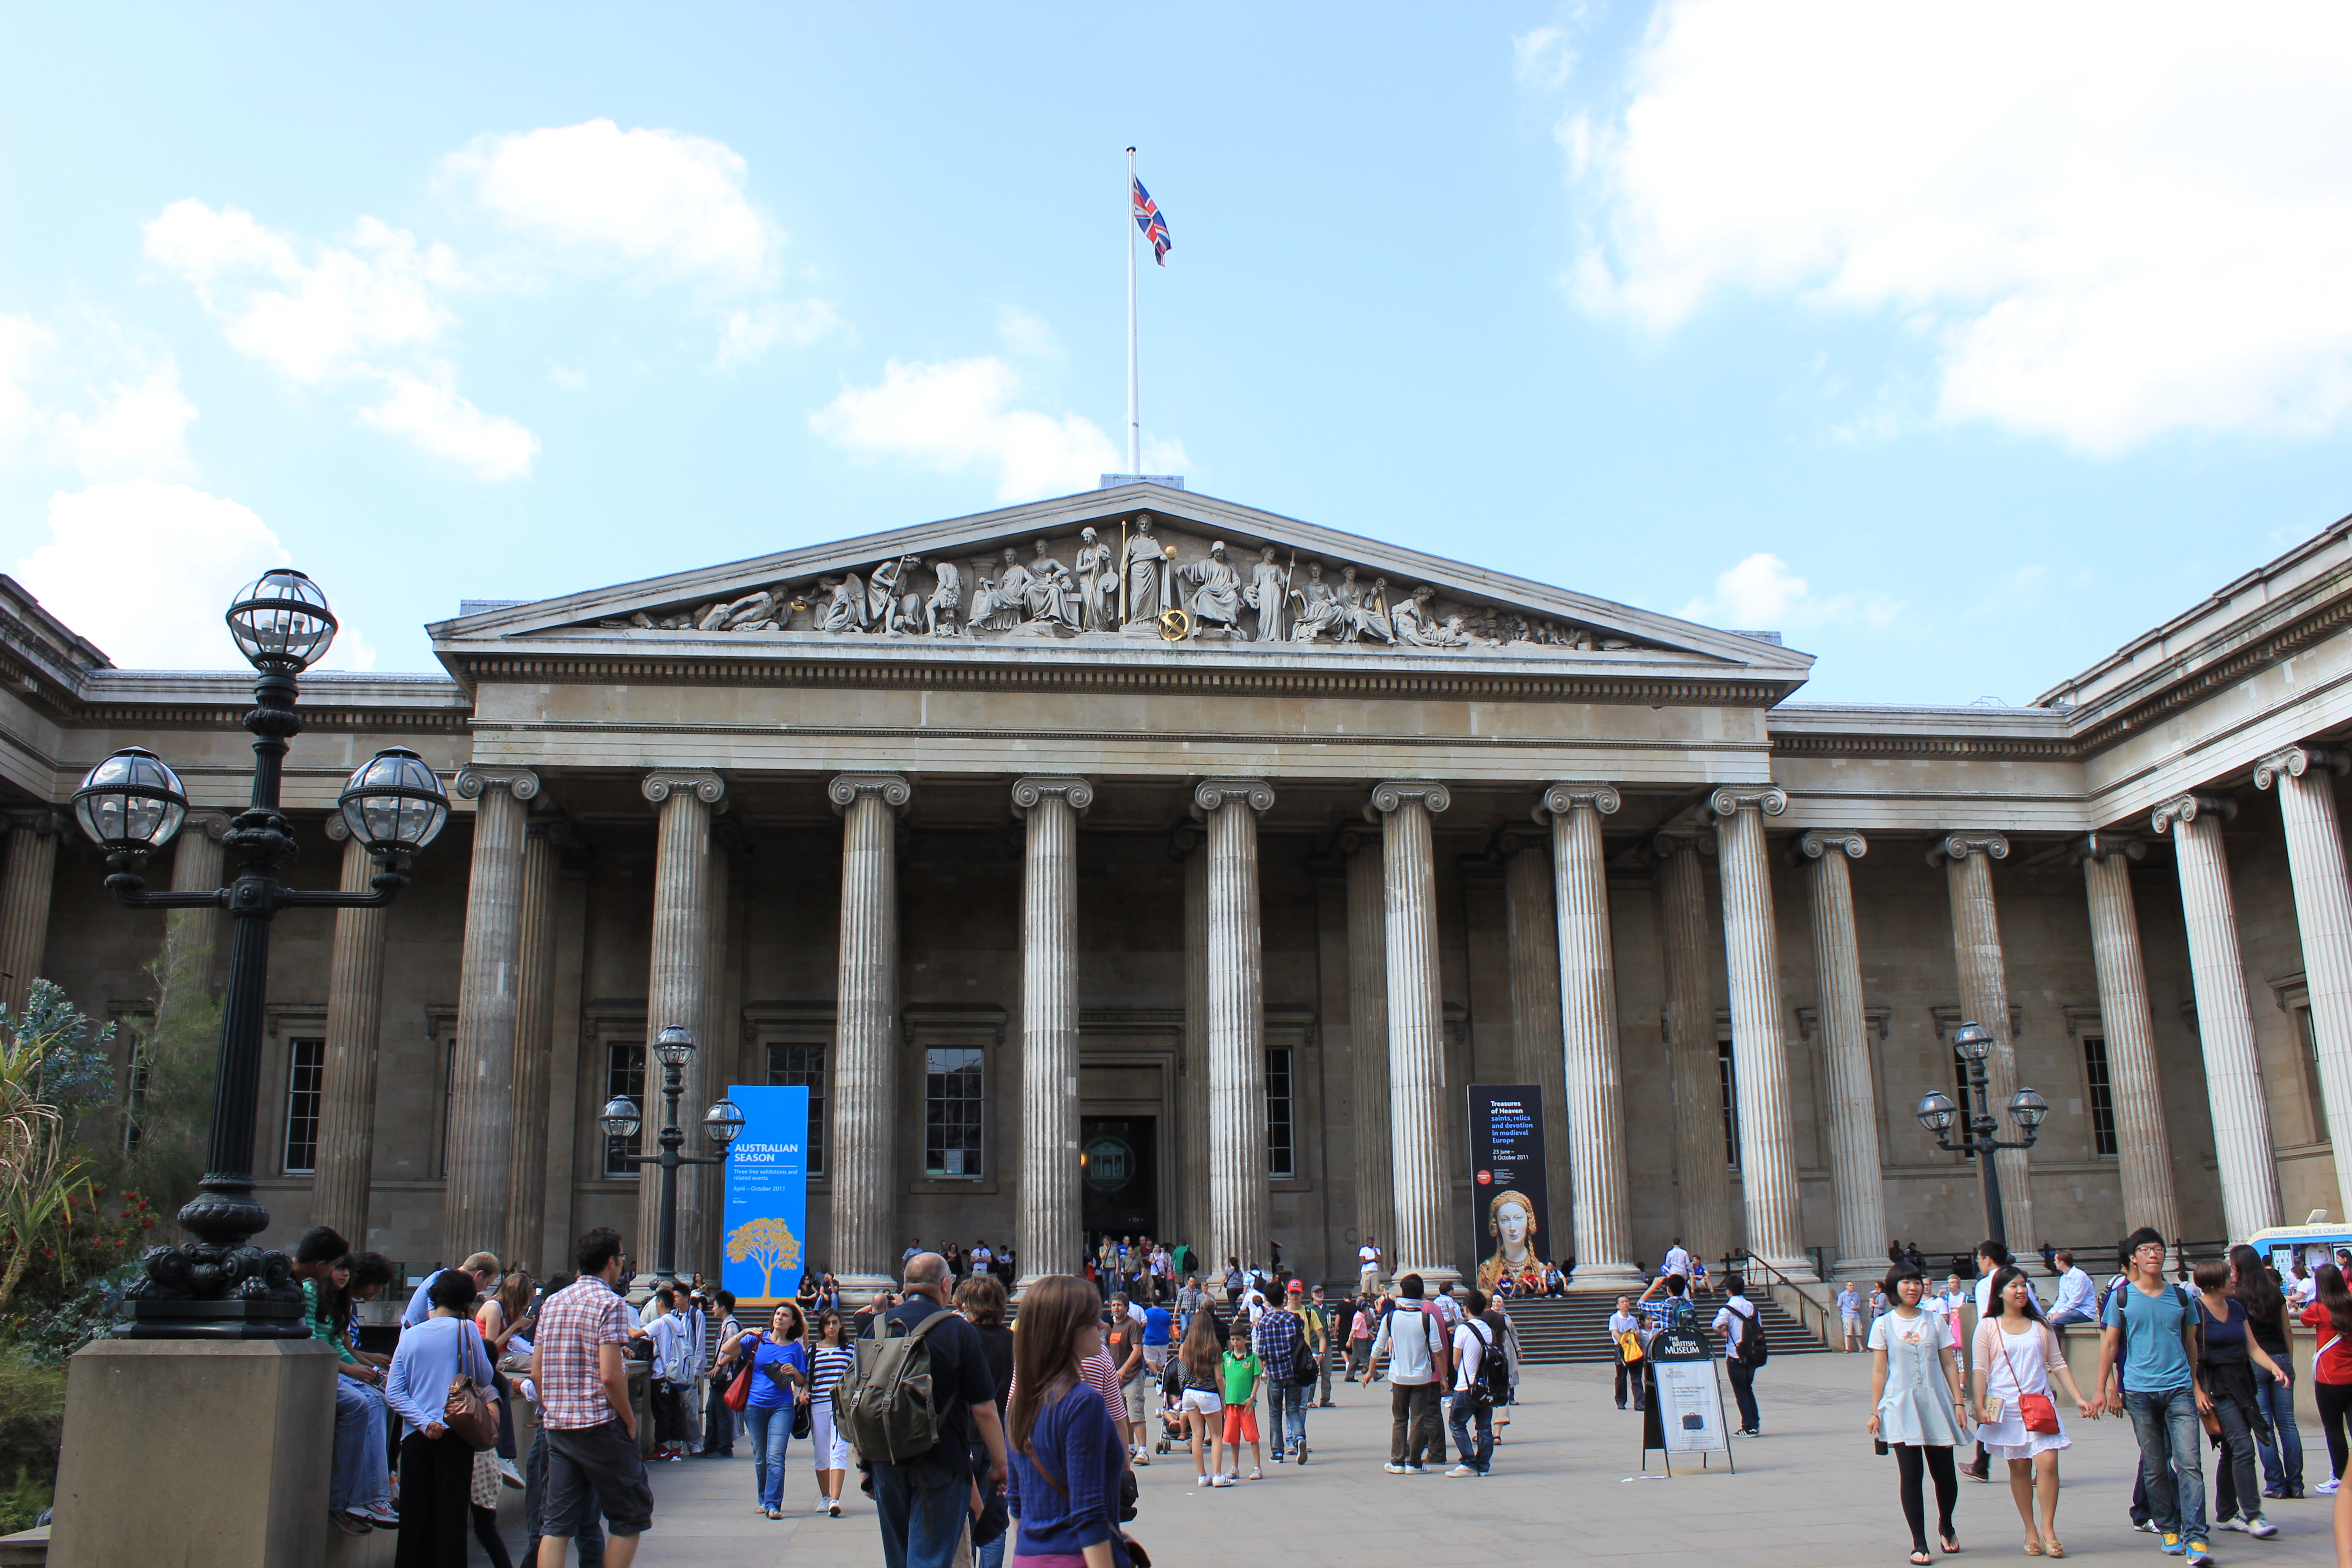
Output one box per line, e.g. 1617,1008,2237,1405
1729,1302,1769,1367
1285,1312,1318,1386
1468,1319,1511,1406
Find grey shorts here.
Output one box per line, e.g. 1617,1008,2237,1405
543,1418,655,1539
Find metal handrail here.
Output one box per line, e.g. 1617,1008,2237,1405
1723,1250,1837,1348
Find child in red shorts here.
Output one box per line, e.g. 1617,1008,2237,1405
1221,1325,1264,1480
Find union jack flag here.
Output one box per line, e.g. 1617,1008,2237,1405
1132,176,1171,265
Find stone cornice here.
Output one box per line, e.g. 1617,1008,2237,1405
2062,583,2352,756
1769,730,2080,761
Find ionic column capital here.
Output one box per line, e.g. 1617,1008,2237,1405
1927,832,2009,867
1364,779,1448,820
1489,823,1548,862
1535,782,1621,823
1788,829,1867,866
2254,745,2352,790
828,772,910,814
2070,831,2145,867
184,811,234,842
1011,776,1094,817
2151,793,2236,835
642,770,725,807
455,767,542,803
4,808,64,836
1707,784,1788,819
1167,821,1204,860
1650,830,1716,862
1193,778,1275,815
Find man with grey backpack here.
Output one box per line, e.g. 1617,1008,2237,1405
839,1252,1008,1568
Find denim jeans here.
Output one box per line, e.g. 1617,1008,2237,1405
874,1462,970,1568
1446,1392,1494,1474
2255,1361,2304,1492
2123,1384,2208,1541
1267,1382,1310,1454
744,1401,793,1510
1725,1360,1761,1433
330,1376,391,1514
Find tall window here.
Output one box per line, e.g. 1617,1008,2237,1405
924,1047,984,1177
1266,1048,1295,1177
604,1041,646,1177
1716,1037,1740,1167
283,1037,325,1174
2080,1034,2118,1157
767,1043,827,1176
2298,1006,2328,1142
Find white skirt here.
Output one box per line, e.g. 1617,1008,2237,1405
1977,1401,2069,1460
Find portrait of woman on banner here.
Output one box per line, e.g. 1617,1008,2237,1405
1474,1189,1545,1295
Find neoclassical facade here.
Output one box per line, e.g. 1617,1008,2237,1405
3,482,2348,1297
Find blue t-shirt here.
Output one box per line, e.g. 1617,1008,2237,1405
2104,1278,2194,1392
1142,1306,1172,1347
742,1333,808,1410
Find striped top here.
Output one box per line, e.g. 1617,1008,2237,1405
810,1342,858,1403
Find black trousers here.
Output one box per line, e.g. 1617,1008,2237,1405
394,1430,475,1568
1389,1382,1444,1465
1895,1445,1959,1554
1612,1358,1637,1408
2318,1380,2352,1482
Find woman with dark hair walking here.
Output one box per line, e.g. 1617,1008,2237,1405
2193,1256,2288,1538
1867,1267,1969,1564
718,1301,810,1519
1971,1264,2093,1557
1005,1275,1141,1568
2231,1243,2305,1500
2303,1262,2352,1494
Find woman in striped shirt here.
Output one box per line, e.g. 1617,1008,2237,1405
808,1310,858,1518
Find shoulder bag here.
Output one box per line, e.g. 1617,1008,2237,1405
723,1332,758,1412
1995,1330,2060,1434
443,1324,500,1449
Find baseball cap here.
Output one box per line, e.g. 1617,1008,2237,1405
1285,1280,1305,1294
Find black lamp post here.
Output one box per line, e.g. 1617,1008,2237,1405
1915,1020,2050,1254
601,1024,743,1289
72,570,450,1338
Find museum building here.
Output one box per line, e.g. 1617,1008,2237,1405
0,480,2347,1298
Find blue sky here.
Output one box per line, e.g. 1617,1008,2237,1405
5,2,2351,702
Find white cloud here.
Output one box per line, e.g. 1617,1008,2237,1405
0,312,198,480
445,119,778,291
356,370,538,482
1512,22,1580,88
811,357,1187,502
1560,1,2352,452
546,365,587,392
995,306,1062,360
715,299,847,368
0,316,52,461
15,480,373,670
1681,552,1905,634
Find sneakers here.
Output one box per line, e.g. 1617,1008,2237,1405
1269,1451,1284,1464
1295,1442,1310,1466
360,1502,399,1527
2132,1520,2158,1534
2218,1519,2247,1533
2319,1478,2343,1495
1405,1463,1428,1474
331,1512,372,1536
1210,1473,1235,1488
1383,1462,1408,1474
2185,1544,2213,1567
2160,1534,2184,1557
1445,1464,1478,1477
498,1458,524,1489
2247,1518,2278,1540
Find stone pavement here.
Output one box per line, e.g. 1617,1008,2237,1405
510,1356,2343,1568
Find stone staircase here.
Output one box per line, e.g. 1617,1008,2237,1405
1503,1287,1830,1365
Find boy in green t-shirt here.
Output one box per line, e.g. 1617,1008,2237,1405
1221,1325,1265,1481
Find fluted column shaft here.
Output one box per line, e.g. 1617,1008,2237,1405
1373,781,1458,1289
314,827,389,1245
1542,786,1637,1288
1656,837,1734,1262
698,839,736,1280
2156,797,2280,1240
1796,833,1886,1277
166,815,230,988
1343,830,1396,1271
1180,832,1210,1253
1197,779,1273,1279
2078,837,2179,1239
0,816,59,1020
1499,833,1570,1253
505,822,564,1273
831,774,909,1295
637,775,720,1276
1712,788,1812,1279
443,770,539,1259
1015,778,1090,1287
1939,838,2034,1249
2258,749,2352,1224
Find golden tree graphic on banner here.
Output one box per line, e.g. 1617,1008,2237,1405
726,1216,802,1297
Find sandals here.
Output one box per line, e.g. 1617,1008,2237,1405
2023,1539,2042,1556
1940,1536,1961,1555
1911,1553,1934,1565
2043,1544,2063,1559
766,1507,783,1520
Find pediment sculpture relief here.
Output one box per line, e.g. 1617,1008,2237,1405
590,513,1649,654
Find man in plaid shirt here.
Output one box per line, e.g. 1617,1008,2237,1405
535,1227,654,1567
1254,1284,1313,1465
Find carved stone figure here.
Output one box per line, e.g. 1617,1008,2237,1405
925,560,963,637
1122,515,1163,625
1289,563,1343,641
816,573,867,633
969,550,1024,632
1073,528,1117,631
1023,539,1079,627
1176,541,1244,637
868,557,922,633
1335,567,1395,645
1392,585,1464,648
1244,546,1289,643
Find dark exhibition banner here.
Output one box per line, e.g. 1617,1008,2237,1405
1466,1083,1551,1294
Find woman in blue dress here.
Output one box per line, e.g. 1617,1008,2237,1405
1868,1267,1971,1564
718,1302,810,1519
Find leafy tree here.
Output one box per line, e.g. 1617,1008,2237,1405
726,1217,801,1297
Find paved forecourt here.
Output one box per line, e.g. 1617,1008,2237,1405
608,1355,2342,1568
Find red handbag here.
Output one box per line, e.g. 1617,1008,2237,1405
722,1333,756,1412
1998,1333,2061,1435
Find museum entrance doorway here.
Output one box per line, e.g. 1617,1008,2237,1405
1079,1116,1157,1247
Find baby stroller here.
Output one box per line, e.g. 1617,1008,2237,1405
1151,1356,1188,1455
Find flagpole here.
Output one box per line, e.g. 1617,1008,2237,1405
1126,145,1140,475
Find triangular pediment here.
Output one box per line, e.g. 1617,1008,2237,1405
429,484,1812,686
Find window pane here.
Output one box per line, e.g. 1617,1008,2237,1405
1266,1047,1294,1177
283,1037,325,1175
2081,1035,2118,1158
767,1042,827,1176
925,1047,984,1177
606,1041,646,1178
1717,1037,1740,1168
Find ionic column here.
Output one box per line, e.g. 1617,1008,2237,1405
1710,785,1813,1280
1792,831,1886,1279
1341,825,1396,1271
1655,833,1734,1263
1369,779,1459,1290
0,811,61,1020
2256,746,2352,1224
1014,777,1092,1289
166,813,232,986
442,768,540,1260
2074,832,2179,1239
313,818,390,1245
2152,794,2281,1240
637,772,723,1278
1196,779,1274,1279
1176,825,1210,1250
699,823,744,1280
1535,784,1637,1288
1932,833,2034,1249
1494,826,1570,1251
830,772,911,1297
504,818,566,1273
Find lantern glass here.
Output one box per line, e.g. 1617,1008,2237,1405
225,568,337,672
1916,1090,1958,1132
71,747,188,853
338,748,449,855
703,1098,745,1150
600,1095,642,1142
653,1025,696,1069
1950,1022,1994,1063
2008,1087,2050,1130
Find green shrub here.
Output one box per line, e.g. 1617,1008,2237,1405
0,1467,49,1535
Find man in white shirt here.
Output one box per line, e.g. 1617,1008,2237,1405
2047,1250,2097,1326
646,1287,697,1461
1371,1274,1446,1473
1661,1239,1694,1281
1711,1278,1764,1437
1358,1237,1384,1295
1607,1296,1641,1411
1445,1289,1499,1477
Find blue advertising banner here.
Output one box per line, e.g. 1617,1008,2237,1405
721,1085,809,1307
